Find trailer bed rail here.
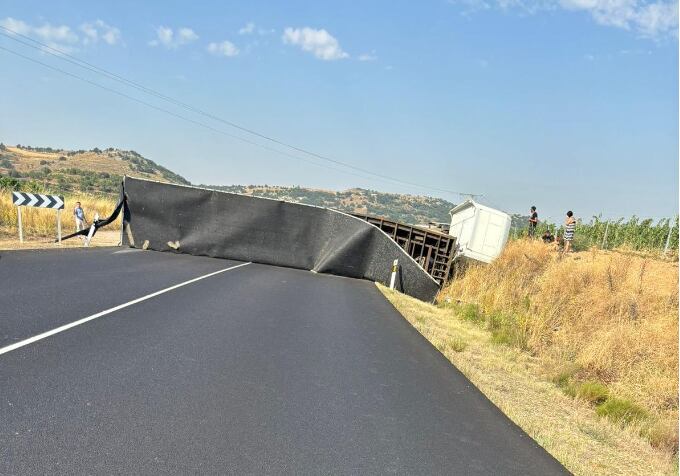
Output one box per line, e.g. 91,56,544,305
352,214,456,286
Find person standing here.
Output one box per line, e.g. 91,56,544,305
528,206,538,237
74,201,88,232
564,211,576,253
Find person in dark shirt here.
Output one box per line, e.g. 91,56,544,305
541,229,554,244
528,206,538,237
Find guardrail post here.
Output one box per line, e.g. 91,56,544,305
389,259,398,290
17,206,23,243
57,209,62,244
85,213,99,247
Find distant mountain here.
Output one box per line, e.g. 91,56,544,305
0,143,189,195
201,184,456,225
0,141,457,225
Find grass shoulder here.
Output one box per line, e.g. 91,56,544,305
379,284,678,476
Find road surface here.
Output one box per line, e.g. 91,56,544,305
0,247,567,474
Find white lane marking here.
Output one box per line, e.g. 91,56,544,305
0,262,251,357
113,248,143,254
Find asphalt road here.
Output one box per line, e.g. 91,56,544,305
0,248,567,475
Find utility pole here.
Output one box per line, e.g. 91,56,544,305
664,224,674,255
601,222,609,249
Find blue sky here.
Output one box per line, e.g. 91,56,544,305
0,0,677,221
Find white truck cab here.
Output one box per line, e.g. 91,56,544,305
449,200,511,264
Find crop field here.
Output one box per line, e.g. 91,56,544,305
514,216,679,255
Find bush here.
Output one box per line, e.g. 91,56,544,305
39,159,48,165
596,398,648,424
449,336,467,352
0,175,20,190
59,156,67,161
573,381,609,405
459,303,482,323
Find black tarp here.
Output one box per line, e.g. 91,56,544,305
122,177,440,301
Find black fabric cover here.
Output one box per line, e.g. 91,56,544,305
122,177,440,301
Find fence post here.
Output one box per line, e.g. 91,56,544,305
57,209,62,244
17,206,23,243
664,225,674,255
601,222,609,249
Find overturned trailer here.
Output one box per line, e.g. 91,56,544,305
120,177,440,302
354,201,512,283
352,214,456,286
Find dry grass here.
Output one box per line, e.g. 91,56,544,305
439,240,678,452
0,229,120,250
0,193,119,245
380,285,678,476
7,146,154,177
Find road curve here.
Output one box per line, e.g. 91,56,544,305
0,248,567,475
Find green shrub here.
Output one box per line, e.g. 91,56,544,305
490,328,512,345
550,365,580,389
449,336,467,352
486,312,529,349
574,381,609,405
459,303,482,323
596,398,648,424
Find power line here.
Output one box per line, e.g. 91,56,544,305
0,26,476,196
0,45,396,184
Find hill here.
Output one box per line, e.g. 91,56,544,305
203,184,456,225
0,142,460,225
0,143,189,195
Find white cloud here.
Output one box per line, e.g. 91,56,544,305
80,19,121,45
239,22,275,36
239,22,255,35
178,27,198,43
560,0,678,37
149,26,198,48
282,27,349,60
449,0,678,38
358,51,378,61
0,17,121,52
0,17,31,36
32,23,79,45
635,1,679,36
207,40,239,57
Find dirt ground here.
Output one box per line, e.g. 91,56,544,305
0,229,121,250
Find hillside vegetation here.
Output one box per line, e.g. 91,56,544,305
0,142,461,225
0,143,189,195
201,184,456,225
